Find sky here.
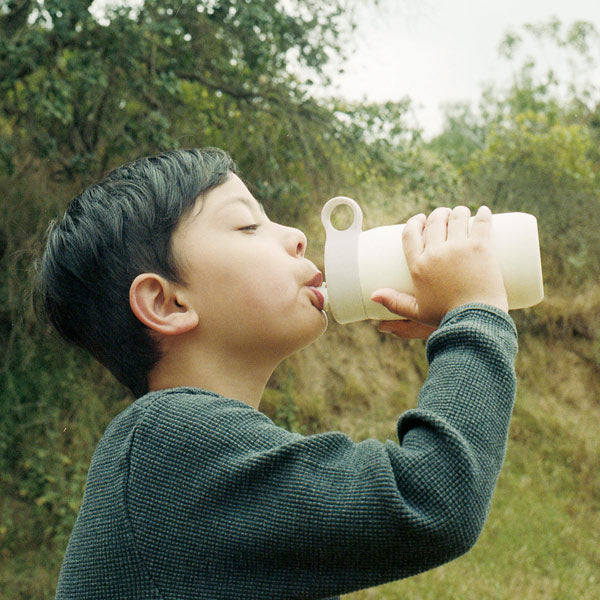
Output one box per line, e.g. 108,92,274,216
327,0,600,137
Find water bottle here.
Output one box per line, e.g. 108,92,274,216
317,196,544,324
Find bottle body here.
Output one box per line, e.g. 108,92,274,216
357,223,411,321
321,197,544,324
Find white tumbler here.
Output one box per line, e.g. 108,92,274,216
319,196,544,324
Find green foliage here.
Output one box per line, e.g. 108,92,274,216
464,111,599,286
427,102,486,169
429,18,600,289
9,446,87,546
261,363,328,435
261,375,304,434
0,0,366,179
494,18,600,121
432,18,600,166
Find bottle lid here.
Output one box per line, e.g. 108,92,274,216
321,197,367,324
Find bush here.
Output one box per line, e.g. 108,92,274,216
463,111,600,287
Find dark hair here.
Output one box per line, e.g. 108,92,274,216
35,148,236,397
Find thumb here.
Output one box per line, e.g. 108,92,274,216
370,288,419,321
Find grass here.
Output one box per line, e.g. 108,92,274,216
340,329,600,599
0,547,62,600
342,391,600,599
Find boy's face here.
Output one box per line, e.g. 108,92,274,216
171,174,327,362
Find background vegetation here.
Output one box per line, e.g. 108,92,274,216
1,2,598,598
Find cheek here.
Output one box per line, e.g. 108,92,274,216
200,255,298,317
232,253,298,309
240,275,300,317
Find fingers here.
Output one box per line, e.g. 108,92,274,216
371,289,436,339
424,207,451,247
402,213,426,265
470,205,493,242
403,206,472,262
421,205,488,244
447,206,471,241
370,288,419,322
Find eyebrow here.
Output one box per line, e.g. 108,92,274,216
219,196,266,215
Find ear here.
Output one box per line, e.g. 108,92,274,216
129,273,199,336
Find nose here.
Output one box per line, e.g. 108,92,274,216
282,225,307,257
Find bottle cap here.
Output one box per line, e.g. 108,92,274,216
321,197,367,323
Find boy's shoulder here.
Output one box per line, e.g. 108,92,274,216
106,387,254,438
100,387,296,463
110,387,245,425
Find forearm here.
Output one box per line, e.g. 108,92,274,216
394,303,518,554
415,303,517,468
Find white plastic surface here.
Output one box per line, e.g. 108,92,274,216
359,224,412,320
320,197,367,323
483,212,544,309
321,197,544,324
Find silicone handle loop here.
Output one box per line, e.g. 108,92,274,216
321,197,367,323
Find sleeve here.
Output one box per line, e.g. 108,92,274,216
123,304,518,600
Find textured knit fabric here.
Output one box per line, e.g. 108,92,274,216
55,304,518,600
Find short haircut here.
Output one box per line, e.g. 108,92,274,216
35,148,236,397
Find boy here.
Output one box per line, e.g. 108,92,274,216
36,147,517,599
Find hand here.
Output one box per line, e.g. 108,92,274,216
375,319,436,340
371,206,508,329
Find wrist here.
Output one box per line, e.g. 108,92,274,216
438,302,514,329
446,295,508,316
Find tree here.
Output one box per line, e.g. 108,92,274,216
463,111,599,284
0,0,363,179
1,0,422,518
430,19,600,169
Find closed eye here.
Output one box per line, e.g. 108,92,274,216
238,224,260,232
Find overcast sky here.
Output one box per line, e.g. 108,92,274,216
328,0,600,137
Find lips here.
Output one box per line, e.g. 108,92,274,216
310,287,325,311
305,271,325,311
305,272,323,288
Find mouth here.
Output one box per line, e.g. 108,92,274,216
305,271,323,288
310,286,325,311
304,271,325,311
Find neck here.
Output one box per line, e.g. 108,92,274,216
148,338,279,410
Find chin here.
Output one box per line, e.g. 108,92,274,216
278,315,327,359
300,311,328,348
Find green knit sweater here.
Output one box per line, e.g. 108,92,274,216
55,304,518,599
